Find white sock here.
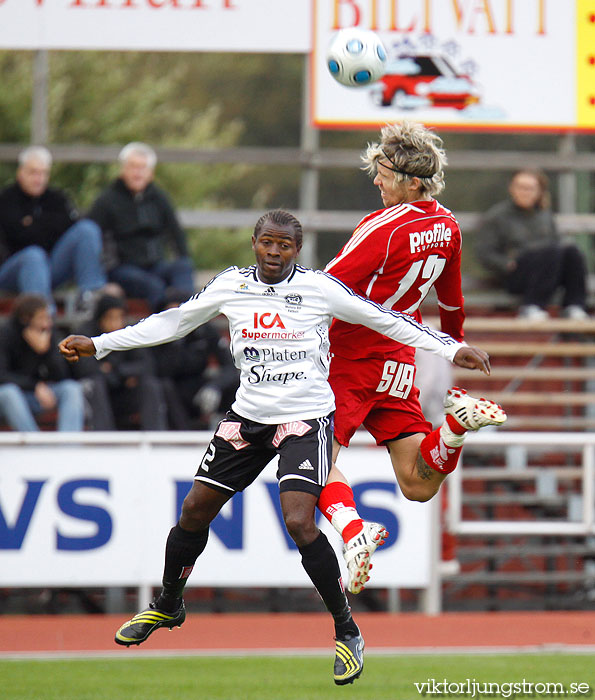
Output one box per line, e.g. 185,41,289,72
440,422,466,448
329,505,360,535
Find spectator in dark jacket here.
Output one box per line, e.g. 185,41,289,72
151,289,239,429
87,143,194,309
0,294,84,431
0,146,107,313
475,169,589,320
72,294,168,430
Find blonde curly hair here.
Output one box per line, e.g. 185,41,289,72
361,121,447,196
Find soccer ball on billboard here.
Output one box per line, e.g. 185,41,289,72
326,28,388,87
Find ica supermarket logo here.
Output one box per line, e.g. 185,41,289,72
253,312,285,329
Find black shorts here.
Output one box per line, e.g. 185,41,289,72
194,410,334,497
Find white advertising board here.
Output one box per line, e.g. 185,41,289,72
0,440,432,589
0,0,310,53
312,0,595,132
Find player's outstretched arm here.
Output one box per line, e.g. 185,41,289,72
58,335,96,363
453,346,490,375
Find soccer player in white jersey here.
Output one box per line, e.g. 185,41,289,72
59,210,491,685
318,122,506,595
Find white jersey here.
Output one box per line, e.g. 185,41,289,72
92,264,463,424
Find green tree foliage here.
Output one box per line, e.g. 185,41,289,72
0,50,280,270
2,50,594,272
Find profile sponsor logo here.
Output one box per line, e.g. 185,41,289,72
409,222,452,253
263,286,277,296
243,347,260,362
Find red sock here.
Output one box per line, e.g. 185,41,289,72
445,414,467,435
420,427,462,475
317,481,363,542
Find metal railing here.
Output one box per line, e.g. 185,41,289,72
449,432,595,537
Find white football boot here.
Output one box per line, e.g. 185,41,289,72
343,522,388,594
443,386,507,431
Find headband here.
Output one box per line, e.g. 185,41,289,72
379,149,436,178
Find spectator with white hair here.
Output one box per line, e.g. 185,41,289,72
87,142,194,309
0,145,108,314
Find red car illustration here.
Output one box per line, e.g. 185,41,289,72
372,53,480,110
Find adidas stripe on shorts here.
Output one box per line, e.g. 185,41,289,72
194,410,333,497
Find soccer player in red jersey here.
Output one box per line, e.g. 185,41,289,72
318,121,506,593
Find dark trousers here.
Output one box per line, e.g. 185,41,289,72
110,375,168,430
506,243,587,308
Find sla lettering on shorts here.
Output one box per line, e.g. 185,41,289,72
375,361,414,399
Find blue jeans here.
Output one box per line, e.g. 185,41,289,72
109,256,194,310
0,218,106,298
50,219,107,292
0,380,85,431
0,245,51,297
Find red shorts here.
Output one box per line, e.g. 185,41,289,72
329,353,433,447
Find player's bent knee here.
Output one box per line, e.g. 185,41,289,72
399,481,440,503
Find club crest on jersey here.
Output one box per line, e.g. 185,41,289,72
244,347,260,362
409,222,452,254
284,292,303,312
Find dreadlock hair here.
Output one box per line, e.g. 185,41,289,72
361,120,447,197
253,209,303,248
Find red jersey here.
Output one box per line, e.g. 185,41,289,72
325,198,465,361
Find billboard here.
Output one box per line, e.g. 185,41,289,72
312,0,595,131
0,441,433,589
3,1,589,132
0,0,310,53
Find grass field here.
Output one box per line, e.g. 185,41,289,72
1,653,593,700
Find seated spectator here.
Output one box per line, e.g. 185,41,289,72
151,288,239,429
475,168,589,320
72,294,168,430
87,142,195,310
0,146,107,314
0,294,84,431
